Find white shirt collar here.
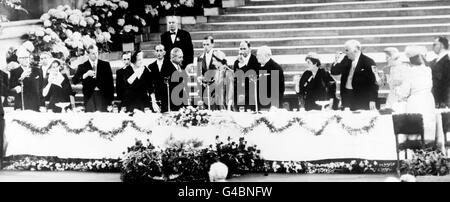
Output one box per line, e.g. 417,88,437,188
238,54,251,68
352,52,361,67
157,59,164,71
89,59,98,68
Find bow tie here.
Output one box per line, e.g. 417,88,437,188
170,32,176,35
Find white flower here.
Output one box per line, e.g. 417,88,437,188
55,10,67,19
83,11,91,17
108,27,115,34
81,35,96,48
96,34,105,43
85,17,95,25
110,3,118,10
92,15,99,21
95,23,101,28
22,41,35,52
43,20,52,27
35,29,45,37
141,18,146,26
107,11,112,17
103,32,111,42
165,3,172,10
68,14,81,25
72,32,82,40
65,29,73,38
123,25,132,32
79,20,87,27
40,13,50,21
117,18,125,26
95,0,105,7
44,28,53,35
43,35,52,43
119,1,128,9
132,26,139,32
48,9,57,17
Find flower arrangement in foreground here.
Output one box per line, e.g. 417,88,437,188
400,148,450,176
120,136,265,182
3,155,120,172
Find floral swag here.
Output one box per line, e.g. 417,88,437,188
11,119,152,140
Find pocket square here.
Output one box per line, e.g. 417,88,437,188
35,76,40,79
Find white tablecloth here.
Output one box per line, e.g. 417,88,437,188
1,110,421,161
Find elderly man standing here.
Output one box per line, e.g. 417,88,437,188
331,40,378,111
168,48,189,111
73,45,114,112
9,48,44,111
160,16,194,69
233,40,260,111
256,46,285,109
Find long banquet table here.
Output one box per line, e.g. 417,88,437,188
1,109,447,162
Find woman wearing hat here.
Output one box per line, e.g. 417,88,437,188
398,45,436,139
296,52,337,111
42,59,75,112
383,47,409,112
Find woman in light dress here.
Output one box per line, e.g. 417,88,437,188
398,45,436,140
383,47,410,112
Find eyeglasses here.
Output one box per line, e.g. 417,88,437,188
123,58,130,61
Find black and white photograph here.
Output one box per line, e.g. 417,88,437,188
1,0,450,194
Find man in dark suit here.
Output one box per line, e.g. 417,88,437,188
160,16,194,69
430,36,450,108
73,45,114,112
331,40,378,111
9,48,44,111
148,44,173,113
116,51,131,111
233,40,260,111
256,46,285,110
196,36,218,110
168,48,189,111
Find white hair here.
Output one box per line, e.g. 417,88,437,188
208,161,228,182
257,46,272,57
344,40,362,51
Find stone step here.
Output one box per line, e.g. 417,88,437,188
142,41,433,58
180,15,450,31
244,0,435,6
225,0,449,14
142,32,448,50
154,23,450,41
208,6,450,22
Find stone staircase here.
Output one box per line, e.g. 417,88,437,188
78,0,450,108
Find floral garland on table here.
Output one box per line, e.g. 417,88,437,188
3,155,121,172
241,115,378,136
11,119,152,140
